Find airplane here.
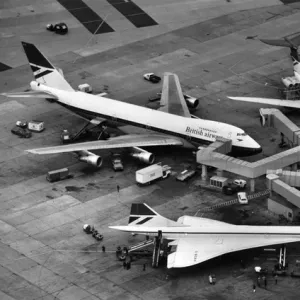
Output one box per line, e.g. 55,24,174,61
1,42,262,168
227,57,300,109
110,203,300,268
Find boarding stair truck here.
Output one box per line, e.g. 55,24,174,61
136,163,171,186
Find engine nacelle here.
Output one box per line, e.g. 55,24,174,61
281,77,299,88
130,147,155,164
77,150,102,167
184,95,199,109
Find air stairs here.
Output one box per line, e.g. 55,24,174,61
198,189,270,213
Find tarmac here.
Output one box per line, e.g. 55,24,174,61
2,0,300,299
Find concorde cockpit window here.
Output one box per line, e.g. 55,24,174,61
237,133,246,136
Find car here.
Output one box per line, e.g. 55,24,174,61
16,121,28,128
143,73,161,83
223,184,240,195
46,22,68,35
11,126,32,138
176,168,196,182
237,192,248,204
233,179,247,189
111,153,124,171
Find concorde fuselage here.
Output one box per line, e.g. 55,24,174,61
32,81,261,155
111,224,300,240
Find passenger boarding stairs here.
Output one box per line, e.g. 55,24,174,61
198,189,270,213
128,239,154,253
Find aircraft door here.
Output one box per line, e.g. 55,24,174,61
228,132,232,139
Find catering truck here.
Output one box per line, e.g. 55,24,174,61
136,163,171,185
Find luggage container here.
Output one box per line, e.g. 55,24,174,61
28,120,44,132
46,168,69,182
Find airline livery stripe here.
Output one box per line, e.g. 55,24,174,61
131,203,156,216
30,65,40,72
129,216,139,224
141,232,300,236
35,70,53,79
136,217,153,225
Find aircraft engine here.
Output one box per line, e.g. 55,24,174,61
282,77,297,88
77,150,102,167
130,146,155,164
185,97,199,109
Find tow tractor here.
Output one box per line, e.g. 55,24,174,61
61,118,110,143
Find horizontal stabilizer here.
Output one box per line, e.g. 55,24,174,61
1,91,57,99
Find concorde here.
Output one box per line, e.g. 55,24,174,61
2,42,261,167
110,203,300,268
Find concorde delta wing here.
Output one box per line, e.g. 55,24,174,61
167,234,300,268
26,134,183,154
159,73,191,118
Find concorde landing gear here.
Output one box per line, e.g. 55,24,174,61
152,230,162,268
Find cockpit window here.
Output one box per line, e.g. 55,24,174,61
237,133,246,136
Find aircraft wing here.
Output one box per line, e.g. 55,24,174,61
26,134,183,154
227,96,300,109
159,72,191,118
167,234,300,268
1,91,57,99
259,38,291,47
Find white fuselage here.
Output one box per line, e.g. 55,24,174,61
32,81,261,154
112,224,300,240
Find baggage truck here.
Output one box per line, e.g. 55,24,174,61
136,163,171,185
46,168,69,182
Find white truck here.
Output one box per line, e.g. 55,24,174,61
136,163,171,185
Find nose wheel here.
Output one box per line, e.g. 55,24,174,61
152,230,162,268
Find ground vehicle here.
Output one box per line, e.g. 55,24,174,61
46,168,69,182
136,163,171,185
11,126,32,138
233,179,247,189
223,183,240,195
46,23,68,35
16,121,28,128
176,168,196,182
143,73,161,83
237,192,248,204
111,153,124,171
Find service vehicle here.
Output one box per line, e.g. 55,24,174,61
233,179,247,189
176,168,196,182
143,73,161,83
46,22,68,35
111,153,124,171
223,183,240,195
16,121,28,128
11,126,32,138
136,163,171,185
46,168,69,182
237,192,248,204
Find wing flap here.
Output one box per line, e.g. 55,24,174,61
1,91,57,99
227,96,300,109
168,234,300,268
160,73,191,118
27,134,183,155
259,39,291,47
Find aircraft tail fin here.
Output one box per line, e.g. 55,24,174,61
21,41,74,91
128,203,184,227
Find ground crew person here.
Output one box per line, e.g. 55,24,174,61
253,283,256,293
290,47,299,61
208,275,213,284
102,246,106,252
275,274,278,285
143,264,146,271
117,185,120,192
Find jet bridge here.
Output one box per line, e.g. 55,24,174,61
197,108,300,191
